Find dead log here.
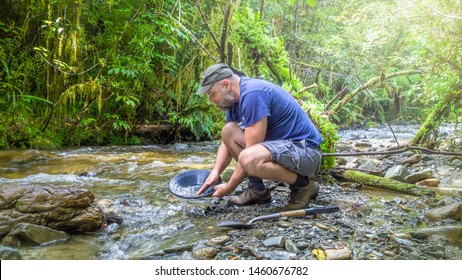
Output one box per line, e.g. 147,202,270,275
342,170,434,197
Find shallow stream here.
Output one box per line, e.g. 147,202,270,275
0,125,461,259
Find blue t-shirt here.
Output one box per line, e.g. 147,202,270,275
226,77,323,149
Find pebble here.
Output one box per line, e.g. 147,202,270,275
325,247,351,260
206,235,230,246
284,239,300,253
192,247,217,260
263,236,285,248
276,221,292,228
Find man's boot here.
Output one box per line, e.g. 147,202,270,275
281,180,319,211
227,184,272,206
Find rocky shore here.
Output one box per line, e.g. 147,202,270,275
152,128,462,260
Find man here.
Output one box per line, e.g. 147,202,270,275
196,63,323,211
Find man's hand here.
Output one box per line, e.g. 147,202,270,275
196,170,220,195
212,182,234,198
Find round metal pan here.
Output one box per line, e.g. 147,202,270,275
168,170,221,199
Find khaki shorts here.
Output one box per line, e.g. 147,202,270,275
261,140,322,177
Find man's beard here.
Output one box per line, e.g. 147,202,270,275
217,90,235,111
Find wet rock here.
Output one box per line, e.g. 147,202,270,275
0,245,22,260
404,169,433,183
296,240,309,250
450,159,462,168
207,235,230,246
276,221,292,228
409,232,428,240
2,223,69,246
105,212,123,225
192,247,217,260
384,165,409,182
426,202,462,221
403,154,423,165
416,178,440,188
392,236,415,246
0,185,104,235
325,247,351,260
163,243,195,254
354,141,372,148
262,236,285,248
251,229,266,239
284,239,300,253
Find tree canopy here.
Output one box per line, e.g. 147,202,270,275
1,0,460,156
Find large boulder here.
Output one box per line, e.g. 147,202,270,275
0,184,104,237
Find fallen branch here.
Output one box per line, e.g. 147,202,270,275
322,146,462,157
333,166,383,176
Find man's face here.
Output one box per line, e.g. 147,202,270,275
207,82,235,111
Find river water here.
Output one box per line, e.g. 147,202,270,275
0,142,228,259
0,125,461,259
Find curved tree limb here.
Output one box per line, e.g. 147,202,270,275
326,70,424,116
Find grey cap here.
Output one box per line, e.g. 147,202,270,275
195,63,233,95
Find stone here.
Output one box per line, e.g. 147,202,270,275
192,247,217,260
416,178,440,188
262,236,285,248
426,202,462,221
260,251,297,260
354,141,372,148
2,223,70,246
404,169,433,183
284,239,300,253
325,247,351,260
276,221,292,228
384,165,409,182
450,159,462,168
403,154,423,165
206,235,230,246
0,185,104,235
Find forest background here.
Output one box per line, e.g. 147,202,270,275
1,0,461,164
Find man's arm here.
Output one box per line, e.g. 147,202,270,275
218,117,268,194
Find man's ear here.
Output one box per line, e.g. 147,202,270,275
222,79,231,90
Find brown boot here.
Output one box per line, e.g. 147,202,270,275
281,180,319,211
227,185,272,206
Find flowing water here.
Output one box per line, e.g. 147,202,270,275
1,125,461,259
0,142,228,259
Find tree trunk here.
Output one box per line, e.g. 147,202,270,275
411,89,462,148
342,170,434,197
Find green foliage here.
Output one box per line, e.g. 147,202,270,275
0,0,460,151
0,123,7,149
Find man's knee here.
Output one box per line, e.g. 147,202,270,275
222,122,244,144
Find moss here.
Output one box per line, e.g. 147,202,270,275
343,170,434,196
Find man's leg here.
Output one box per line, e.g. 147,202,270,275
222,122,271,205
239,141,321,210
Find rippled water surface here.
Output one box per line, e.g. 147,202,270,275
0,142,228,259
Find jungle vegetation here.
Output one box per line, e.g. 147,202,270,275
1,0,461,162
